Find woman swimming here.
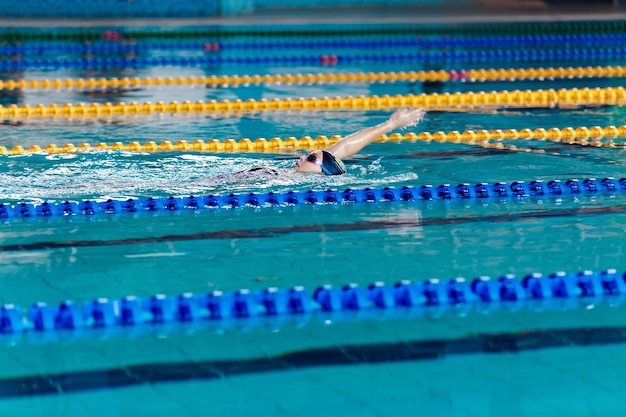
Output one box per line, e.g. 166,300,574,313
230,107,426,180
12,107,426,198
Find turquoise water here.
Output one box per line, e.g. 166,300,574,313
2,24,626,416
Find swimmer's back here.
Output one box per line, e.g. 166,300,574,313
204,166,281,184
241,166,280,176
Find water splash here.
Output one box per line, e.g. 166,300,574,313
0,151,419,202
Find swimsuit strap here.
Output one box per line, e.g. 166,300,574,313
245,166,279,175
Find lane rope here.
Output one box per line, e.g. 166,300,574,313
2,47,626,69
2,65,625,91
3,125,626,156
0,268,624,334
0,87,624,119
0,176,624,220
1,21,625,41
4,33,626,54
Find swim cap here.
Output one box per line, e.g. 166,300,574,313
320,151,346,175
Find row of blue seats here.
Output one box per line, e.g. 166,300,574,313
1,269,625,334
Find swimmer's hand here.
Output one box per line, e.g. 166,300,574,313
388,107,426,129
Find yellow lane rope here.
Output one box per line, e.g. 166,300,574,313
3,126,625,155
1,65,625,91
0,86,624,119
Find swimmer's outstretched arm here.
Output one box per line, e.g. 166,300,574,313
323,107,426,160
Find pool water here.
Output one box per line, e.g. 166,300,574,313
1,22,626,416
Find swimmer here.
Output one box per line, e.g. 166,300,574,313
13,107,425,198
227,107,426,180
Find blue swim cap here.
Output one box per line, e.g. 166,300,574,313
320,151,346,176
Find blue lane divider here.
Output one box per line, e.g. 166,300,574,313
0,177,623,221
1,47,626,69
188,34,626,49
1,269,625,334
3,33,626,54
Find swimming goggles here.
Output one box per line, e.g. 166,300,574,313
306,153,321,165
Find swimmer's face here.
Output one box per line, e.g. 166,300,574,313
293,151,323,174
